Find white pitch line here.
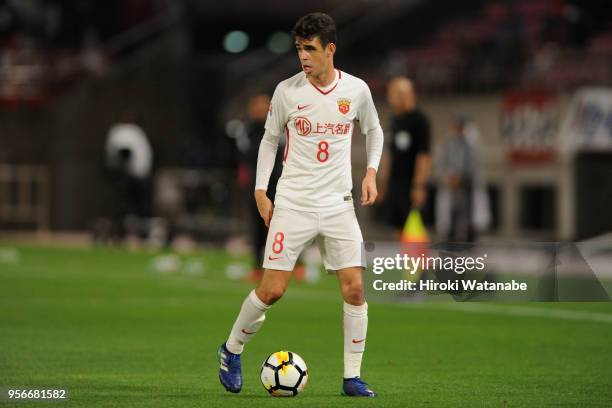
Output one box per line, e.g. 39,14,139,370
409,302,612,324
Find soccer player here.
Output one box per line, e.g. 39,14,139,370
218,12,383,397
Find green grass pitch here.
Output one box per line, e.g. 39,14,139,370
1,245,611,407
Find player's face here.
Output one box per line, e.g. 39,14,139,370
295,36,334,78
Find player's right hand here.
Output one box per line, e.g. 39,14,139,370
254,189,274,227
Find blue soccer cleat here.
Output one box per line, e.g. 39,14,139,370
218,343,242,393
342,377,377,397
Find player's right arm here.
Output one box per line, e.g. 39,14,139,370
254,83,287,226
254,129,280,227
357,81,384,206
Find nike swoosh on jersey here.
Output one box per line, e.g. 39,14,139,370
297,104,312,110
268,255,282,261
352,338,366,344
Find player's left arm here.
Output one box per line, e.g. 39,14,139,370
358,83,384,206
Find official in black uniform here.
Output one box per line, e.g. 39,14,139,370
381,76,432,233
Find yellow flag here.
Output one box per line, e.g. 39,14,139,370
400,209,429,282
401,209,429,243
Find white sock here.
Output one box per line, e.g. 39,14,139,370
226,290,271,354
343,301,368,378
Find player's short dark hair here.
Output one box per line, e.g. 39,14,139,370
292,12,337,48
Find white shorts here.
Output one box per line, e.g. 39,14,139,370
262,207,366,273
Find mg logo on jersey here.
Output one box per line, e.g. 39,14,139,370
337,98,351,114
294,117,312,136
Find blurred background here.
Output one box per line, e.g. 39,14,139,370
1,3,612,403
1,0,612,250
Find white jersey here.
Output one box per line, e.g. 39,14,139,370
265,69,382,212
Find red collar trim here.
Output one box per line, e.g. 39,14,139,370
310,69,341,95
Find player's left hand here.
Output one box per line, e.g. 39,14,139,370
361,168,378,206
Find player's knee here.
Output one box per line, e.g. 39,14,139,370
259,285,286,305
342,280,364,305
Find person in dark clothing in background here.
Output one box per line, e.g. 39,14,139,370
94,113,153,244
380,76,432,235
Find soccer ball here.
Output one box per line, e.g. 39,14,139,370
260,351,308,397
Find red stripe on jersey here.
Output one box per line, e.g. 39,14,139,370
310,69,341,95
284,126,290,162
